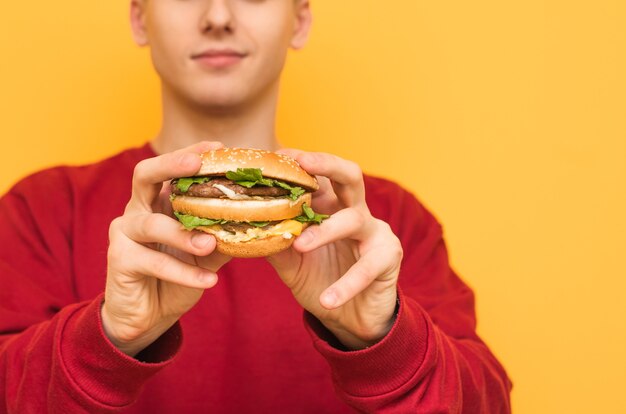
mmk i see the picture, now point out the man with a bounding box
[0,1,511,412]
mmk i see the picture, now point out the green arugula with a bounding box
[225,168,306,201]
[174,202,329,231]
[176,177,211,193]
[174,213,269,230]
[174,212,228,230]
[274,180,306,201]
[294,203,329,225]
[225,168,274,188]
[249,221,271,228]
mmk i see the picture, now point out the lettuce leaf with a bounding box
[176,177,211,193]
[274,180,306,201]
[174,212,228,230]
[294,204,329,225]
[249,221,271,227]
[225,168,306,201]
[174,202,328,231]
[225,168,274,188]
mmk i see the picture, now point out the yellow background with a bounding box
[1,1,625,412]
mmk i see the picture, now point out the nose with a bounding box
[201,0,235,34]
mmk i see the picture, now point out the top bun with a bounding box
[198,148,319,191]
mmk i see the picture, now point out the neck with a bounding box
[151,82,281,154]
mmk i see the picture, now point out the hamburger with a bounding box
[170,148,328,258]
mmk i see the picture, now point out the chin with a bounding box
[190,86,253,111]
[186,70,279,111]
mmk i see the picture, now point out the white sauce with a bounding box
[212,184,253,200]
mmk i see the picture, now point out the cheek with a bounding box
[246,15,294,73]
[238,4,294,51]
[147,10,195,74]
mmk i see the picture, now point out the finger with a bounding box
[275,147,304,159]
[129,141,224,212]
[290,151,366,208]
[277,148,357,211]
[309,176,341,213]
[154,181,175,214]
[293,208,373,252]
[265,247,303,291]
[195,248,232,273]
[139,247,219,288]
[277,149,360,186]
[319,245,402,309]
[109,234,219,289]
[122,212,217,256]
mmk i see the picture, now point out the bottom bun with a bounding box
[195,222,309,258]
[214,233,296,258]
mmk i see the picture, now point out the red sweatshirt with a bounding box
[0,144,511,413]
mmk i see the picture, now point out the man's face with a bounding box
[131,0,311,109]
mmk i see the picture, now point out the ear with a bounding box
[130,0,149,46]
[290,0,313,50]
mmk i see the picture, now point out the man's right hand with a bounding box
[101,141,230,357]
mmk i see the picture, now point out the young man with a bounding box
[0,1,511,412]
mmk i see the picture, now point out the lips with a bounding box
[192,49,247,69]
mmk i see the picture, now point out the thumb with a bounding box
[265,247,302,287]
[196,249,232,273]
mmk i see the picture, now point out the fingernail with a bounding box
[297,231,314,246]
[323,291,337,308]
[198,272,217,286]
[191,233,213,249]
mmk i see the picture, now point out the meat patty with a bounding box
[171,177,291,198]
[221,221,275,233]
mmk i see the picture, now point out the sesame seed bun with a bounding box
[198,148,319,191]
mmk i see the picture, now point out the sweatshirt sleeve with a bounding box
[0,169,181,413]
[303,178,512,413]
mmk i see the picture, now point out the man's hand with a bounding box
[102,141,230,357]
[267,151,402,350]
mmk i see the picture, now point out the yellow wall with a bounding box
[1,1,625,412]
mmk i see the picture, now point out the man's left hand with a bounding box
[267,150,403,350]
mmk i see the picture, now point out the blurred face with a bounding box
[130,0,311,109]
